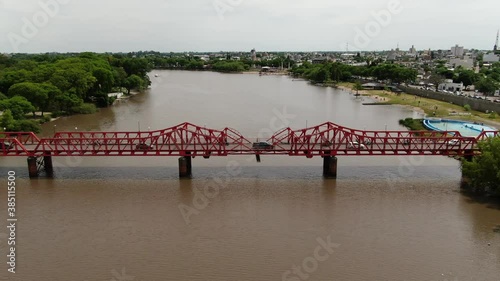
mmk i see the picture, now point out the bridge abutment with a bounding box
[323,155,338,179]
[178,152,192,178]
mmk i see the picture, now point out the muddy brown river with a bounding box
[0,71,499,281]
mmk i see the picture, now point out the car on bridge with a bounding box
[401,139,411,145]
[135,143,153,151]
[0,141,13,150]
[447,139,460,146]
[348,141,366,149]
[252,142,274,150]
[321,140,332,147]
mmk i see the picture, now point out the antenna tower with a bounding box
[494,30,499,51]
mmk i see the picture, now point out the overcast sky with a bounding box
[0,0,499,53]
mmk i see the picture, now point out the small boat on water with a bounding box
[154,74,159,77]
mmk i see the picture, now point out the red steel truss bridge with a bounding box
[1,122,498,178]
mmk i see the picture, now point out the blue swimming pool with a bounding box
[423,118,498,137]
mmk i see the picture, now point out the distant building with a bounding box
[387,50,398,61]
[420,49,432,60]
[451,44,464,57]
[340,53,356,60]
[438,79,463,92]
[409,45,417,55]
[362,83,384,90]
[312,57,329,64]
[251,49,256,61]
[449,55,474,69]
[483,52,500,63]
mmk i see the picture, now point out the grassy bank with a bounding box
[338,82,500,129]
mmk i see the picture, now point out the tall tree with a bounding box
[8,82,48,116]
[124,75,144,94]
[353,81,363,95]
[0,110,15,131]
[456,70,478,87]
[0,96,36,119]
[461,137,500,196]
[92,68,115,93]
[428,74,445,91]
[475,78,498,95]
[0,69,32,93]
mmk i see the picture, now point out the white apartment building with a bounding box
[451,44,464,57]
[438,79,464,92]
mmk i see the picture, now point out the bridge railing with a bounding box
[0,132,40,145]
[0,138,32,156]
[475,130,499,141]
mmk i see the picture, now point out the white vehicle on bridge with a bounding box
[348,141,366,149]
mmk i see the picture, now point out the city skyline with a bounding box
[0,0,499,53]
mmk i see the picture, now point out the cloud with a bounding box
[0,0,499,52]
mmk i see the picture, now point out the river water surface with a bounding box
[0,70,499,281]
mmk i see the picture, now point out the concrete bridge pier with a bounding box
[44,152,54,176]
[178,152,192,178]
[27,157,38,178]
[27,153,54,178]
[323,155,338,179]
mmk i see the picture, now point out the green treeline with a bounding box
[0,53,151,132]
[212,61,249,73]
[290,61,418,84]
[149,55,294,71]
[461,137,500,196]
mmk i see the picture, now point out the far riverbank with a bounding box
[337,82,500,130]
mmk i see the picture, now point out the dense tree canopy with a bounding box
[211,61,248,73]
[124,75,144,94]
[461,137,500,196]
[475,77,498,95]
[0,53,152,132]
[471,62,500,95]
[8,82,49,114]
[455,69,478,87]
[0,96,36,119]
